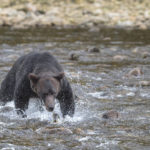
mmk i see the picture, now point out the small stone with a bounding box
[88,47,100,53]
[126,67,143,77]
[113,55,128,61]
[69,52,79,61]
[102,110,119,119]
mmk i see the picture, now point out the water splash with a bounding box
[0,99,84,123]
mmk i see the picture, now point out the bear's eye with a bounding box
[49,90,56,96]
[42,93,48,98]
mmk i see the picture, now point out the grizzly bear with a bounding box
[0,52,75,118]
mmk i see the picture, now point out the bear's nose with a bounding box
[47,106,54,112]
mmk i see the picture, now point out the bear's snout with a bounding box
[44,95,55,112]
[47,106,54,112]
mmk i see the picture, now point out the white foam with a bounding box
[0,99,84,123]
[87,130,97,135]
[140,92,150,98]
[2,147,15,150]
[122,86,137,91]
[88,92,113,99]
[92,77,102,81]
[96,138,119,149]
[116,94,124,98]
[126,92,135,97]
[78,136,90,142]
[0,122,7,125]
[1,144,15,150]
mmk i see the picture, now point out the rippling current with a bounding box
[0,27,150,150]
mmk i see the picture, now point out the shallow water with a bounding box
[0,27,150,150]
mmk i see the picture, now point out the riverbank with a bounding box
[0,0,150,29]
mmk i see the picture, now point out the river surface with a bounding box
[0,27,150,150]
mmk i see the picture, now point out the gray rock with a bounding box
[69,52,80,61]
[88,47,100,53]
[126,67,143,77]
[102,110,119,119]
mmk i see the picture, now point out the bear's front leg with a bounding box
[57,79,75,118]
[14,97,29,118]
[14,80,30,118]
[59,96,75,118]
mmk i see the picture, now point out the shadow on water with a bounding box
[0,27,150,149]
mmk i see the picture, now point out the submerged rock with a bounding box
[69,52,80,61]
[142,52,150,59]
[126,67,143,77]
[113,55,128,61]
[139,80,150,86]
[102,110,119,119]
[88,47,100,53]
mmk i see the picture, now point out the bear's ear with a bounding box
[53,72,65,81]
[28,73,40,84]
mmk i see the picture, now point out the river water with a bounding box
[0,27,150,150]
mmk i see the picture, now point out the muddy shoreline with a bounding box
[0,0,150,30]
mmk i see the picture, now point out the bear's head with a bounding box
[28,72,64,112]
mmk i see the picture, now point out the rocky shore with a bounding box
[0,0,150,29]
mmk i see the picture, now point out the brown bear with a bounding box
[0,52,75,118]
